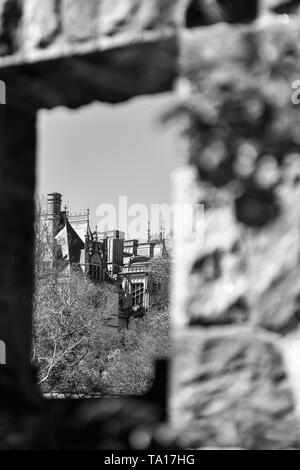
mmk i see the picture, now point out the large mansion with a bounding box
[42,193,167,328]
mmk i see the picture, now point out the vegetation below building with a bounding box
[33,265,170,396]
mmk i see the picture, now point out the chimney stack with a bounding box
[46,193,62,238]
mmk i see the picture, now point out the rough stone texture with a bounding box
[134,0,188,31]
[0,1,181,110]
[172,167,248,328]
[282,330,300,420]
[0,2,300,62]
[171,327,300,449]
[249,186,300,333]
[1,0,300,450]
[99,0,188,36]
[186,204,249,326]
[62,0,99,43]
[169,9,300,450]
[178,20,300,332]
[99,0,137,36]
[0,36,178,110]
[0,0,22,56]
[5,0,188,58]
[172,165,205,329]
[186,0,260,26]
[172,167,247,328]
[23,0,60,50]
[182,182,300,331]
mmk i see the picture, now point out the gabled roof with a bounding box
[55,212,84,267]
[68,213,93,243]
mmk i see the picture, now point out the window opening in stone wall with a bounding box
[34,93,177,398]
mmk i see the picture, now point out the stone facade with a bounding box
[1,0,300,449]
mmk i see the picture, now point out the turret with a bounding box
[46,192,62,239]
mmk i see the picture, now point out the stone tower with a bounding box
[46,192,62,240]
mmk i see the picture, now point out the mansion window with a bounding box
[132,283,144,307]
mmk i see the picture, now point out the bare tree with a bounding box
[33,201,119,393]
[33,268,118,393]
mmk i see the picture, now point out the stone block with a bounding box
[62,0,99,43]
[0,0,22,56]
[137,0,188,30]
[99,0,138,36]
[23,0,60,50]
[186,206,249,325]
[249,187,300,333]
[171,327,300,449]
[99,0,187,36]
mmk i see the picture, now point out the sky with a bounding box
[37,93,179,237]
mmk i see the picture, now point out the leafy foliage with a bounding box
[103,308,170,396]
[150,254,171,309]
[33,205,171,395]
[33,267,170,395]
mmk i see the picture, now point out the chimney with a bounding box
[46,193,62,238]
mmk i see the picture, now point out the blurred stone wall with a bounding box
[1,0,300,449]
[171,6,300,449]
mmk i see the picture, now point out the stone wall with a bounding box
[1,0,300,449]
[171,13,300,449]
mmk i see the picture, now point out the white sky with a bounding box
[37,93,179,235]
